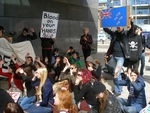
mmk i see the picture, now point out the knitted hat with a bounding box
[86,56,95,65]
[132,25,139,33]
[93,81,106,95]
[23,28,28,33]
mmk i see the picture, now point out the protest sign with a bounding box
[7,91,21,103]
[99,6,130,27]
[40,11,59,38]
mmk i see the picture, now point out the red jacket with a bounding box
[0,63,23,91]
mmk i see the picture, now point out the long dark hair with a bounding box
[23,66,33,76]
[98,90,108,113]
[3,102,24,113]
[9,64,17,75]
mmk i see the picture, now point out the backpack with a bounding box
[146,34,150,49]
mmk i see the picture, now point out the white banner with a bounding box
[40,11,59,38]
[0,38,36,74]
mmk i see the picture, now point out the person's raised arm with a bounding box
[35,56,46,68]
[29,27,37,40]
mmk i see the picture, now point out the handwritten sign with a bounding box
[99,6,130,27]
[7,92,21,103]
[40,11,59,38]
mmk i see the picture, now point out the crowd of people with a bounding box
[0,15,150,113]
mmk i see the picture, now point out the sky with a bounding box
[99,0,107,3]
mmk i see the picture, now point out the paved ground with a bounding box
[91,41,150,103]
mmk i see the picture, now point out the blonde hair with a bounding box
[36,67,48,95]
[56,90,78,113]
[83,27,89,32]
[53,80,68,94]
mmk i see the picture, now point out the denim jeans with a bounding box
[27,104,52,113]
[18,96,36,110]
[117,97,138,113]
[140,52,145,76]
[114,57,124,94]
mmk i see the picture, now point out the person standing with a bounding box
[80,27,93,62]
[103,26,130,97]
[139,27,145,77]
[39,32,56,64]
[17,27,37,42]
[126,24,142,72]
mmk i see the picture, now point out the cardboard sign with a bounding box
[7,91,21,103]
[99,6,130,27]
[40,11,59,38]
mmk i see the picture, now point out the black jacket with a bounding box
[0,88,14,113]
[21,73,36,97]
[93,91,122,113]
[39,32,54,48]
[74,83,96,106]
[103,28,130,59]
[127,23,142,62]
[17,32,37,42]
[80,34,93,50]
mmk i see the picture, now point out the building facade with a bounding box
[0,0,98,56]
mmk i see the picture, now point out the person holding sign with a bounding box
[39,31,56,65]
[40,11,59,64]
[103,16,133,97]
[80,27,93,62]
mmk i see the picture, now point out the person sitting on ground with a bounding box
[20,53,36,71]
[0,88,14,113]
[58,64,78,92]
[65,46,76,59]
[0,26,11,42]
[53,56,69,82]
[92,81,122,113]
[54,90,78,113]
[53,79,76,105]
[51,48,59,65]
[0,58,23,94]
[74,68,96,111]
[26,67,54,113]
[69,52,83,69]
[86,56,101,81]
[114,68,146,113]
[17,27,37,42]
[3,102,24,113]
[16,66,36,110]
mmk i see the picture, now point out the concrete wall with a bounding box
[0,0,98,57]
